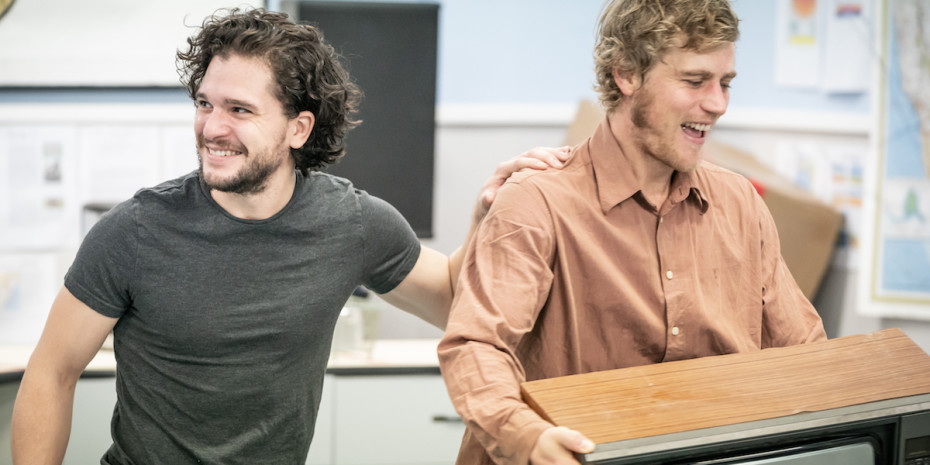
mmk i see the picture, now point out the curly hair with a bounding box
[176,8,362,174]
[594,0,740,111]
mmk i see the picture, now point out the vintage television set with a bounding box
[521,329,930,465]
[586,399,930,464]
[281,1,438,238]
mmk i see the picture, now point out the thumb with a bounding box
[481,188,496,208]
[554,427,595,454]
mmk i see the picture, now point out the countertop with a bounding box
[0,338,443,382]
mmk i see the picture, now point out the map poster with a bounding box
[860,0,930,318]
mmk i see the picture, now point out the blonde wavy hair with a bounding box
[594,0,740,111]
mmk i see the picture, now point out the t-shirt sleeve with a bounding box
[64,199,139,318]
[357,191,421,294]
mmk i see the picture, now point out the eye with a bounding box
[685,80,703,88]
[232,107,252,114]
[195,99,212,109]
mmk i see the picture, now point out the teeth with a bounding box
[210,148,239,157]
[683,122,712,132]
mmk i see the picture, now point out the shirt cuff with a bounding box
[497,409,554,465]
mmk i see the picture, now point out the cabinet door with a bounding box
[306,374,334,464]
[332,374,465,465]
[64,377,118,465]
[0,379,118,465]
[1,377,120,465]
[0,382,17,465]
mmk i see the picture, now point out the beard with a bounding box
[197,135,287,195]
[630,86,653,130]
[630,87,671,162]
[628,86,699,173]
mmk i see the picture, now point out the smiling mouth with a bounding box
[681,122,712,139]
[202,143,247,158]
[208,148,242,157]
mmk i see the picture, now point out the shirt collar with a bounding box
[670,171,710,214]
[586,115,709,215]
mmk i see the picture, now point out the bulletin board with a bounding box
[859,0,930,319]
[0,0,262,87]
[0,102,196,343]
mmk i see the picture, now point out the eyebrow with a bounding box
[225,98,258,110]
[194,92,259,110]
[680,70,738,80]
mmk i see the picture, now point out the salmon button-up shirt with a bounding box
[438,117,827,465]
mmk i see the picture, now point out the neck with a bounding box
[607,110,675,208]
[211,168,297,220]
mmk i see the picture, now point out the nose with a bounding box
[198,109,232,141]
[702,83,729,118]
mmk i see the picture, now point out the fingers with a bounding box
[515,146,572,170]
[530,426,595,465]
[553,426,595,454]
[475,146,574,222]
[491,146,571,182]
[480,189,496,208]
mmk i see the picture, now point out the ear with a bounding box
[612,65,641,97]
[288,111,316,149]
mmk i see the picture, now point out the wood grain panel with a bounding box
[521,329,930,445]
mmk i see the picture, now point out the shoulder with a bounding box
[301,171,369,205]
[485,160,591,234]
[299,171,408,226]
[499,152,593,201]
[301,171,389,209]
[692,160,764,208]
[694,159,751,184]
[512,150,591,186]
[84,173,202,239]
[130,171,203,208]
[304,170,355,192]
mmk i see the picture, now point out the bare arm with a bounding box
[382,147,571,329]
[380,246,453,329]
[11,286,118,465]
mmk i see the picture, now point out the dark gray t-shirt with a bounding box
[65,170,420,465]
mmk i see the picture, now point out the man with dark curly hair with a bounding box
[438,1,827,464]
[10,8,568,465]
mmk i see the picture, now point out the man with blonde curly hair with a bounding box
[438,1,827,464]
[11,8,568,465]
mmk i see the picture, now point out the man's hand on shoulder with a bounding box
[529,426,595,465]
[450,146,572,295]
[476,146,572,221]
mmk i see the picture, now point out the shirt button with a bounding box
[666,270,674,280]
[659,216,664,223]
[671,326,680,336]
